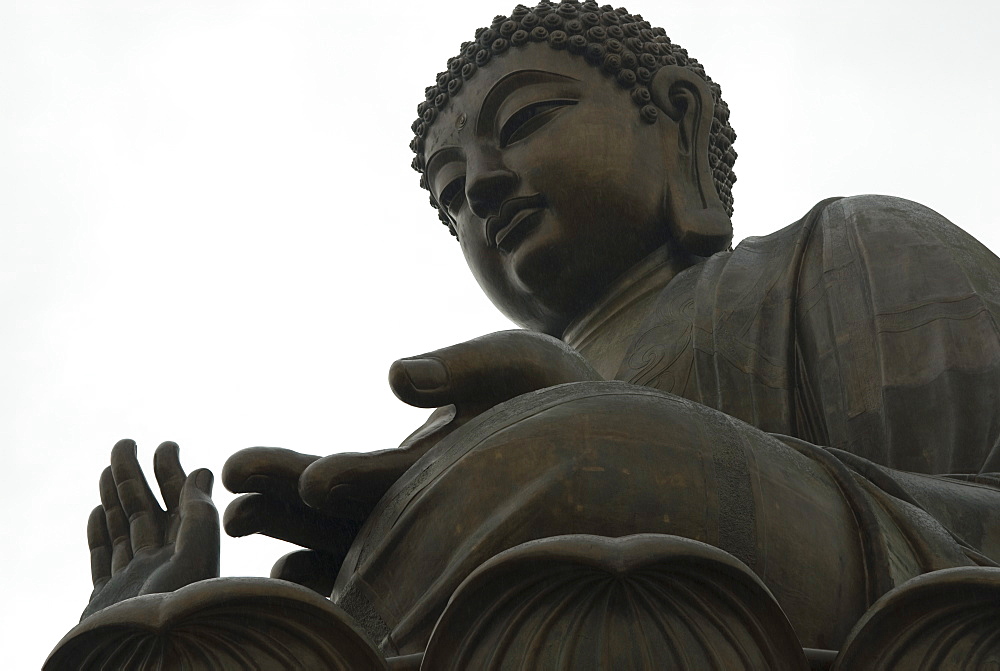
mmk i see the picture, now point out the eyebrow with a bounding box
[476,69,580,135]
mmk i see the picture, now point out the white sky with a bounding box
[4,0,998,665]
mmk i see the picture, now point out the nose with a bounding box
[466,165,518,219]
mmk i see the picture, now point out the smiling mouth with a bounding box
[487,194,547,253]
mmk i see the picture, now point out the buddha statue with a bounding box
[47,2,1000,669]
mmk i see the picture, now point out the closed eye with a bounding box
[499,99,577,147]
[439,177,466,214]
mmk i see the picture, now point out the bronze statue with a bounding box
[47,2,1000,669]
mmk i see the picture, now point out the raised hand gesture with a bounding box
[82,439,219,620]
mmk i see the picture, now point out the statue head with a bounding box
[414,1,737,335]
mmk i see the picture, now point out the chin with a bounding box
[509,225,569,289]
[486,277,575,338]
[473,228,605,337]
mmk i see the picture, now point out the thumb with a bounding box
[388,329,601,409]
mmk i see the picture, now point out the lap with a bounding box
[332,381,969,653]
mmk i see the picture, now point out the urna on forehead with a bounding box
[408,0,739,235]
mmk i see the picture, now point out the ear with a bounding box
[649,66,733,256]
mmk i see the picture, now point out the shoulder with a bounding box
[729,194,990,271]
[735,195,971,254]
[801,195,999,277]
[727,194,1000,322]
[809,194,973,247]
[791,194,1000,325]
[821,194,947,220]
[724,195,998,303]
[740,195,964,246]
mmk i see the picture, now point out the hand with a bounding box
[82,439,219,620]
[298,330,600,514]
[223,331,599,595]
[222,447,360,596]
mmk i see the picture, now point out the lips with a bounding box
[486,194,546,252]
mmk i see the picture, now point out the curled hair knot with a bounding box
[530,26,549,41]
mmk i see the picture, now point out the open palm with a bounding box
[82,439,219,620]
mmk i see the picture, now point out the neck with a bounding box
[562,243,695,378]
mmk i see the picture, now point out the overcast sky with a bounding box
[4,0,998,665]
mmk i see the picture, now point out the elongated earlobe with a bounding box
[649,66,733,256]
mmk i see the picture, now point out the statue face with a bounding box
[423,46,674,335]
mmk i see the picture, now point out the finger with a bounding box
[299,450,414,515]
[221,447,320,502]
[270,550,344,596]
[397,405,458,450]
[86,506,112,590]
[110,438,164,554]
[223,493,358,555]
[153,441,186,511]
[388,330,601,409]
[99,466,132,574]
[173,469,220,580]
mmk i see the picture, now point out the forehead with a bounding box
[423,46,627,157]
